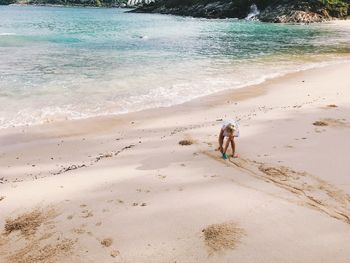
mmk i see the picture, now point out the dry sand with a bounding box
[1,61,350,262]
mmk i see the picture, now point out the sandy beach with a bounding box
[1,61,350,262]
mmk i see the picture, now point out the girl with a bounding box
[218,119,239,159]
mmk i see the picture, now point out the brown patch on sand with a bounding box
[1,207,76,263]
[178,139,193,146]
[7,238,75,263]
[313,118,349,128]
[101,238,113,247]
[110,249,120,258]
[327,104,338,108]
[202,222,244,255]
[0,196,5,202]
[322,118,349,127]
[4,208,56,238]
[313,121,328,126]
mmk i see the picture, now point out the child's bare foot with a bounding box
[217,147,224,154]
[231,154,239,158]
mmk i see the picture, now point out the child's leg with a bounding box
[230,138,237,157]
[223,137,230,154]
[218,133,224,153]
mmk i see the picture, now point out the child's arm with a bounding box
[218,129,224,153]
[234,125,240,137]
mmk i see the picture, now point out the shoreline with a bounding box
[1,61,350,262]
[1,55,350,132]
[1,60,350,176]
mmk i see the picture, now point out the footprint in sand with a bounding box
[136,189,151,193]
[72,227,85,234]
[81,210,93,218]
[132,202,147,207]
[314,128,326,133]
[157,174,167,179]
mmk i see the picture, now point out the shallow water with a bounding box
[0,6,349,128]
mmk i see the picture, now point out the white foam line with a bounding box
[1,57,349,130]
[0,33,17,36]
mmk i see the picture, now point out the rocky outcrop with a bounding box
[0,0,128,7]
[2,0,349,23]
[258,0,349,23]
[127,0,154,7]
[0,0,16,4]
[131,0,350,23]
[131,0,250,19]
[260,10,325,23]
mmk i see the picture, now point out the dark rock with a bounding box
[131,0,350,23]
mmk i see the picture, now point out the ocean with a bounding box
[0,5,349,128]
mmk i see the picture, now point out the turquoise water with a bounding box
[0,6,349,128]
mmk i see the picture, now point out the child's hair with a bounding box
[225,124,235,134]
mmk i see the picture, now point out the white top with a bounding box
[222,119,240,137]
